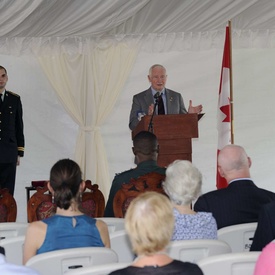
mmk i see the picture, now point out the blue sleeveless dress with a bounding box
[37,214,104,254]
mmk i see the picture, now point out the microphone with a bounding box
[148,93,160,133]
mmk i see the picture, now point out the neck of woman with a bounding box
[56,202,83,216]
[173,204,196,214]
[133,250,173,267]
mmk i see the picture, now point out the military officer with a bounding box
[0,65,24,195]
[104,131,165,217]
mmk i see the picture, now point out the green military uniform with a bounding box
[104,160,166,217]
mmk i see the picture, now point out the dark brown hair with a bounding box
[50,159,82,209]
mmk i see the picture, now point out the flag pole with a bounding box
[228,20,234,144]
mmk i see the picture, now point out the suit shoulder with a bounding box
[6,90,20,97]
[166,88,182,97]
[114,168,135,178]
[199,189,225,199]
[133,89,150,98]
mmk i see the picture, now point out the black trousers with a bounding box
[0,162,17,195]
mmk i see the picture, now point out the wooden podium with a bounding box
[132,114,202,167]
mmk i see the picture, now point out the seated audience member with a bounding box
[109,191,203,275]
[104,131,166,217]
[194,145,275,229]
[250,200,275,251]
[253,241,275,275]
[23,159,110,264]
[162,160,217,240]
[0,246,40,274]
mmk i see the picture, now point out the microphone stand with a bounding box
[148,92,160,133]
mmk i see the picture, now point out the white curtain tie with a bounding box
[80,126,99,132]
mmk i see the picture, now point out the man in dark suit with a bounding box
[194,144,275,229]
[250,200,275,251]
[0,65,25,195]
[104,131,166,217]
[129,64,203,130]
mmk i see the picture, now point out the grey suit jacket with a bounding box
[129,88,188,130]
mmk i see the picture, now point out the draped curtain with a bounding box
[37,41,139,196]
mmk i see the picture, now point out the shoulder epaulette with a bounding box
[7,90,20,97]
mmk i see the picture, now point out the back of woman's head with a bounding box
[125,192,174,256]
[162,160,202,205]
[50,159,82,210]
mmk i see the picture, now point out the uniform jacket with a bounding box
[194,180,275,229]
[129,88,188,130]
[0,90,24,163]
[104,160,166,217]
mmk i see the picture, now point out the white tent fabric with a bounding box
[1,0,275,55]
[0,0,275,222]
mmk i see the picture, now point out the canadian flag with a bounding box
[216,26,232,189]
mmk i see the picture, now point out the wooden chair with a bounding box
[27,184,56,222]
[0,188,17,222]
[113,172,166,218]
[80,180,105,218]
[27,180,105,222]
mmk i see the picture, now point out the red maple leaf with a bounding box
[220,104,230,122]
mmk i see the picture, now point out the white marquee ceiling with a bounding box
[1,0,274,38]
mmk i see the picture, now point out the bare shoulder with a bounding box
[96,219,108,230]
[27,220,47,234]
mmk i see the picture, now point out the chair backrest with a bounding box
[80,180,105,218]
[110,230,135,263]
[166,239,232,263]
[0,235,25,265]
[0,188,17,222]
[197,252,261,275]
[25,247,118,275]
[27,184,56,222]
[65,262,129,275]
[218,222,258,252]
[113,172,166,218]
[31,180,47,188]
[0,222,28,239]
[96,217,125,234]
[27,180,104,222]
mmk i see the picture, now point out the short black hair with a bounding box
[133,131,158,155]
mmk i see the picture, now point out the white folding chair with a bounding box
[167,239,232,263]
[197,251,261,275]
[218,222,257,252]
[0,222,28,239]
[110,230,135,263]
[96,217,125,233]
[25,247,118,275]
[0,235,25,265]
[66,262,129,275]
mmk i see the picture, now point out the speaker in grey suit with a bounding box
[129,64,202,130]
[129,87,188,130]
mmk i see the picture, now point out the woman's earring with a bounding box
[52,195,55,204]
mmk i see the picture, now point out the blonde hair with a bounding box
[162,160,202,205]
[125,192,174,256]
